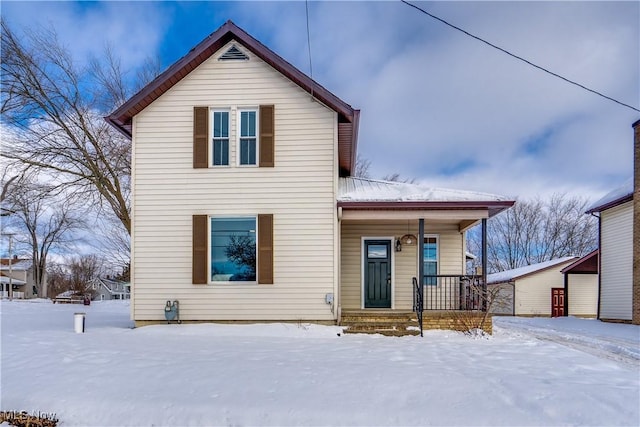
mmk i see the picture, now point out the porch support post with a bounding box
[414,218,424,336]
[481,218,488,311]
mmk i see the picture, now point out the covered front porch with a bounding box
[336,177,514,334]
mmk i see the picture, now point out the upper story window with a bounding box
[194,105,273,170]
[423,235,438,286]
[212,110,230,166]
[238,109,257,166]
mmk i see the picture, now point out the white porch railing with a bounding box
[1,291,26,299]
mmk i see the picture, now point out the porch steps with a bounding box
[340,310,421,337]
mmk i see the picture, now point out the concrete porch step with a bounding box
[340,310,420,337]
[343,327,421,337]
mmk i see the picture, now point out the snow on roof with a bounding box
[55,290,81,298]
[338,177,510,202]
[587,178,633,213]
[0,259,32,271]
[0,276,26,285]
[487,257,578,284]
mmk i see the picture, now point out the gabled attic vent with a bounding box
[219,45,249,61]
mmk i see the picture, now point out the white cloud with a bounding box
[2,0,637,204]
[300,1,639,202]
[2,1,166,70]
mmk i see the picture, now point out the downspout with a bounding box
[591,212,601,320]
[511,281,516,316]
[563,272,569,316]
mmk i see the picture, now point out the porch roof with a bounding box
[0,275,26,285]
[337,177,514,217]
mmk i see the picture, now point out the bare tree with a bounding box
[0,21,160,235]
[67,254,103,296]
[450,281,511,335]
[354,154,372,178]
[354,155,418,184]
[46,262,70,299]
[468,193,597,273]
[381,173,418,184]
[3,176,83,297]
[94,215,131,276]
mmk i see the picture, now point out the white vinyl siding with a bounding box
[513,267,566,316]
[599,201,633,321]
[132,41,337,321]
[567,275,598,317]
[340,221,463,310]
[510,260,598,317]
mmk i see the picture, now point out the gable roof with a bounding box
[560,249,598,274]
[94,277,129,294]
[0,259,32,271]
[586,178,633,213]
[337,177,515,217]
[487,257,578,284]
[106,20,360,175]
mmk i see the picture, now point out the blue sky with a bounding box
[2,0,639,202]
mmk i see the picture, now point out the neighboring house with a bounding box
[560,249,599,317]
[106,21,514,327]
[587,179,635,323]
[91,277,131,301]
[0,258,39,299]
[487,257,598,317]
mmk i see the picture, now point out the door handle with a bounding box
[387,276,391,285]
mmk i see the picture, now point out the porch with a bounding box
[335,176,513,335]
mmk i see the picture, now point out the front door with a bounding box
[364,240,392,308]
[551,288,565,317]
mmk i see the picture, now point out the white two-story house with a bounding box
[107,21,514,331]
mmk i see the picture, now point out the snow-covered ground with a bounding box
[1,300,638,426]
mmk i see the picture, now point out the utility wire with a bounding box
[401,0,640,113]
[305,0,314,99]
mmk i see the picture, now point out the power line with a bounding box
[400,0,640,113]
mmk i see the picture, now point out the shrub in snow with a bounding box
[0,411,58,427]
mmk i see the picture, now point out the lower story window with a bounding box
[210,217,257,282]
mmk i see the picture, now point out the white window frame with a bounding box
[208,215,258,285]
[423,234,439,286]
[236,108,259,167]
[211,109,231,167]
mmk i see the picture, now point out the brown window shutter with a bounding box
[193,107,209,168]
[192,215,208,284]
[259,105,274,167]
[257,214,274,284]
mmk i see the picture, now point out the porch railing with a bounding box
[1,291,25,299]
[417,275,486,311]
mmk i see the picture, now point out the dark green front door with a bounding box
[364,240,392,308]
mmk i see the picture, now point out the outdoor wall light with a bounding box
[395,239,402,252]
[400,234,417,245]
